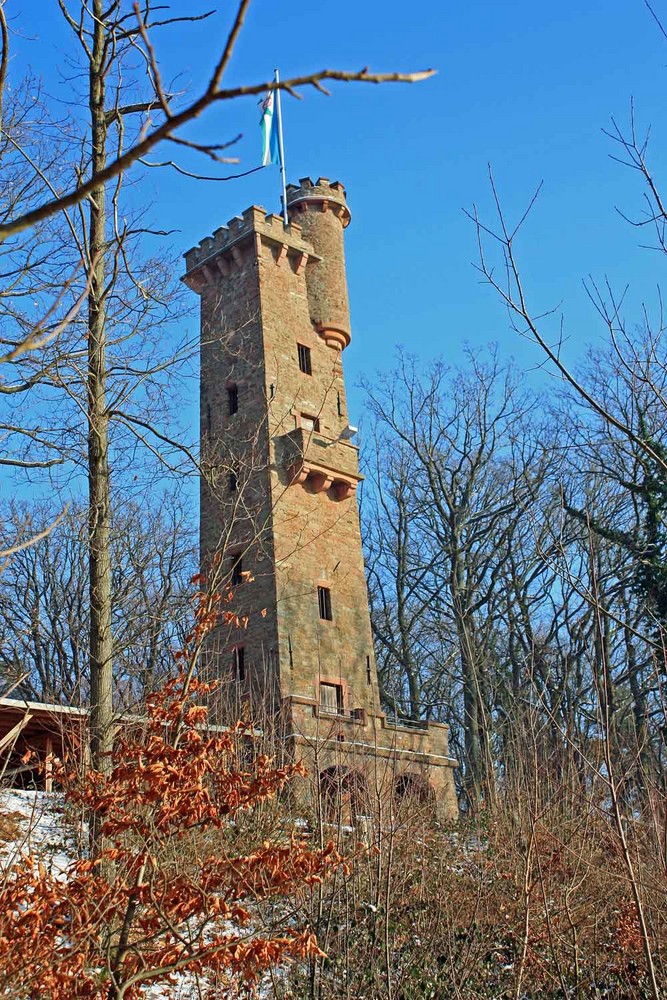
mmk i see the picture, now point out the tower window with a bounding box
[297,344,312,375]
[206,402,212,435]
[320,682,343,714]
[232,646,246,682]
[228,470,238,493]
[301,414,320,432]
[318,586,332,621]
[227,384,238,415]
[231,553,243,586]
[337,392,343,417]
[366,655,372,685]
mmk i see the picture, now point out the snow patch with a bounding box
[0,788,82,875]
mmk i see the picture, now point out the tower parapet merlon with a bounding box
[182,205,318,290]
[286,177,351,228]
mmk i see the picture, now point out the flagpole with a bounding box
[273,68,289,226]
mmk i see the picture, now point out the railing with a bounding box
[384,713,428,732]
[318,706,365,722]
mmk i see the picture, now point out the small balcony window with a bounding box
[301,414,320,432]
[320,682,343,714]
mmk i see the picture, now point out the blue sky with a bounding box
[12,0,667,426]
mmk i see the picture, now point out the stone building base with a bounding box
[285,697,459,826]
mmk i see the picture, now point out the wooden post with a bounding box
[44,733,53,792]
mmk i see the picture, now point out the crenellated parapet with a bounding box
[182,205,317,294]
[183,182,354,352]
[285,176,351,228]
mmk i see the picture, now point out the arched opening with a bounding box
[319,766,367,826]
[394,773,436,818]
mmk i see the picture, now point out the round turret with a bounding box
[286,177,351,350]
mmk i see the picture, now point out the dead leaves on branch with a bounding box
[0,585,344,998]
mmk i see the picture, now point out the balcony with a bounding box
[318,705,366,723]
[286,695,368,733]
[276,427,363,500]
[384,714,429,733]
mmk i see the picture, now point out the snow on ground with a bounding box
[142,973,204,999]
[0,789,287,998]
[0,788,82,875]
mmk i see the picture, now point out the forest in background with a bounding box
[1,1,667,996]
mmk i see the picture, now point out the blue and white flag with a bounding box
[260,92,280,166]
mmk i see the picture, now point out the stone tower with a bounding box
[184,178,458,823]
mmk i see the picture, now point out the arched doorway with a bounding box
[319,766,368,826]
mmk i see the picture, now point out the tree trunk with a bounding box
[88,0,113,795]
[451,540,484,807]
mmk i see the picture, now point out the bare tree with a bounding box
[468,86,667,790]
[0,498,195,706]
[363,348,558,806]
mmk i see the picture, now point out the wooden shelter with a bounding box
[0,697,87,791]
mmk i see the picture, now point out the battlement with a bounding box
[183,205,311,276]
[287,177,351,227]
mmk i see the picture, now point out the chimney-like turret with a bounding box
[286,177,351,351]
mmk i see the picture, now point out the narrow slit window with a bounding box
[233,646,246,682]
[366,655,372,685]
[318,585,332,621]
[206,402,212,435]
[231,553,243,586]
[320,682,343,714]
[297,344,312,375]
[227,384,238,415]
[228,470,238,493]
[337,392,343,417]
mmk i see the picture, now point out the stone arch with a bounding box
[394,772,436,816]
[319,766,368,826]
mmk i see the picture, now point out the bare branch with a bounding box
[0,67,435,242]
[0,266,91,366]
[0,506,68,560]
[0,3,8,128]
[137,157,264,181]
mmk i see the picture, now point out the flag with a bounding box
[260,92,280,167]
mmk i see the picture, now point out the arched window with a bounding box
[230,552,243,586]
